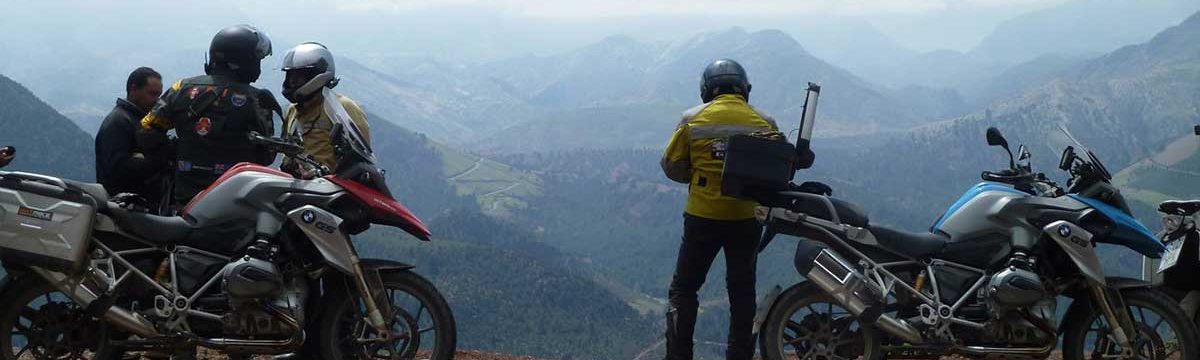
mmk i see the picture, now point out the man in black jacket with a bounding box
[95,67,166,206]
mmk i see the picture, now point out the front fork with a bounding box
[1089,282,1139,356]
[348,253,393,339]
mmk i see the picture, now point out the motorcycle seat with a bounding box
[106,207,193,244]
[1160,200,1200,216]
[871,225,949,259]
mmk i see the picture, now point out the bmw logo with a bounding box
[301,210,316,224]
[1058,224,1072,237]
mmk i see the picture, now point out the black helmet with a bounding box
[700,59,751,103]
[281,42,338,104]
[205,24,273,83]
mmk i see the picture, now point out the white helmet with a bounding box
[280,42,338,104]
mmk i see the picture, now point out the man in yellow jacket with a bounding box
[278,42,371,177]
[661,59,777,360]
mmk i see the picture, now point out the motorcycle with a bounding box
[725,86,1197,359]
[0,120,455,359]
[1142,125,1200,328]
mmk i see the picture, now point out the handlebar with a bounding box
[247,132,331,177]
[248,132,305,157]
[981,169,1028,183]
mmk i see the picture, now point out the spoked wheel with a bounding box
[320,271,456,360]
[0,276,119,360]
[1063,287,1199,360]
[759,283,880,360]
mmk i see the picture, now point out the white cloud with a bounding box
[334,0,1066,17]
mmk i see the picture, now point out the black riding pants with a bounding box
[665,214,762,360]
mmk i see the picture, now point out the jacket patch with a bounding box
[195,117,212,136]
[231,93,247,107]
[711,139,727,160]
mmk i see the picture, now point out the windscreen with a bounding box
[321,88,377,165]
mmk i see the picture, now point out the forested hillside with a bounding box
[0,74,94,181]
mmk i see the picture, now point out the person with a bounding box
[138,24,281,205]
[278,42,370,178]
[0,147,13,168]
[95,67,167,206]
[660,59,778,360]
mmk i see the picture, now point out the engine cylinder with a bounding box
[988,262,1044,307]
[222,256,283,299]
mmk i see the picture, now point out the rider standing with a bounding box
[660,59,778,360]
[138,24,281,205]
[278,42,370,178]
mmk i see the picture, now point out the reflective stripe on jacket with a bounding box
[660,94,778,220]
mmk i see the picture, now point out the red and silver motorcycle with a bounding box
[0,121,455,359]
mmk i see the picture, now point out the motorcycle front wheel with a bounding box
[759,282,881,360]
[1062,287,1199,360]
[319,270,456,360]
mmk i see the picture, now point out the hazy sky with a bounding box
[334,0,1068,17]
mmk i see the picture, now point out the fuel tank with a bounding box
[182,164,344,231]
[932,183,1090,268]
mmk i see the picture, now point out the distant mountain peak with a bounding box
[746,29,809,56]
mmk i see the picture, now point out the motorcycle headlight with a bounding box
[1162,214,1185,234]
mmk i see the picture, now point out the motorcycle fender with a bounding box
[288,205,355,274]
[753,285,784,334]
[1105,276,1153,290]
[359,258,416,274]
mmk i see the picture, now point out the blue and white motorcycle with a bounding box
[740,123,1198,359]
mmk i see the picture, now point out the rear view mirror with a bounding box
[1059,146,1075,171]
[330,123,345,144]
[986,127,1008,148]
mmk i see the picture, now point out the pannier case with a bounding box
[0,172,97,271]
[721,134,797,199]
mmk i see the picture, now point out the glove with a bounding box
[281,158,318,180]
[794,181,833,196]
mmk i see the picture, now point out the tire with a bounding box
[1062,287,1200,360]
[318,271,456,360]
[0,275,123,360]
[759,282,882,360]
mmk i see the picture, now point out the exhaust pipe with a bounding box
[199,305,304,354]
[31,267,160,338]
[801,248,923,344]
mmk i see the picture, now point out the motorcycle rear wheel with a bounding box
[0,275,123,360]
[759,282,882,360]
[318,270,456,360]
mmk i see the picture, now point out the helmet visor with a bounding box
[279,43,331,72]
[253,29,273,60]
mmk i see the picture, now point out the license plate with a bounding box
[1158,240,1185,273]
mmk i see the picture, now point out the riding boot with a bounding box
[664,306,697,360]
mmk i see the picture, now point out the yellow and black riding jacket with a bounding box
[660,94,779,220]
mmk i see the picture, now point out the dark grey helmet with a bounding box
[700,59,751,103]
[280,42,338,104]
[205,24,272,83]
